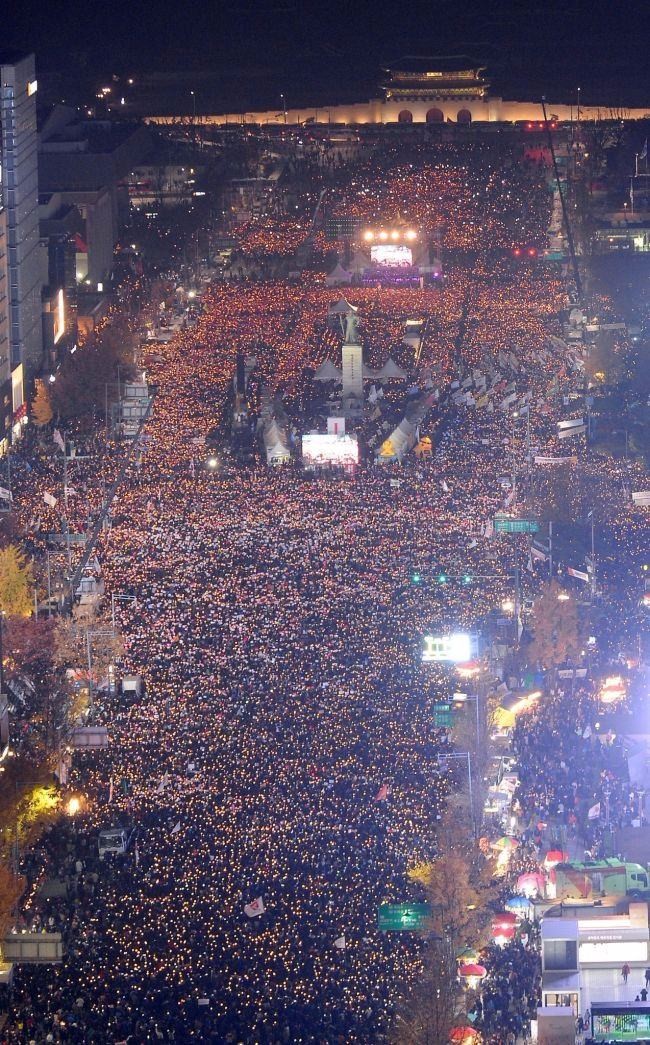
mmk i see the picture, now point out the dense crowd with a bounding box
[0,134,647,1044]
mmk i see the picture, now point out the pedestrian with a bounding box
[622,962,631,983]
[641,987,648,1002]
[645,966,650,987]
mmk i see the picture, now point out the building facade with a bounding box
[0,52,45,394]
[148,62,650,128]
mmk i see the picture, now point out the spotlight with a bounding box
[379,230,388,241]
[363,230,374,242]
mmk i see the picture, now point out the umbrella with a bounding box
[544,849,568,866]
[516,871,545,896]
[450,1028,479,1042]
[491,835,519,850]
[456,946,480,963]
[505,895,531,912]
[493,911,517,924]
[458,963,487,978]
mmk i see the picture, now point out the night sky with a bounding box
[5,0,650,113]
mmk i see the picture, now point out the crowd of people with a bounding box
[0,132,647,1044]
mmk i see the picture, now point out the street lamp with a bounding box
[280,93,287,124]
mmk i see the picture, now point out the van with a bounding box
[98,827,131,859]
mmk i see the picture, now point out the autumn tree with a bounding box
[0,861,25,939]
[393,945,459,1045]
[0,545,34,618]
[426,853,482,952]
[528,580,580,670]
[31,379,53,427]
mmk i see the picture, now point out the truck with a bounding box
[549,859,649,901]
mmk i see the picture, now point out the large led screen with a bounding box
[370,245,413,267]
[302,433,359,467]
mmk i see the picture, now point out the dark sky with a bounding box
[6,0,650,113]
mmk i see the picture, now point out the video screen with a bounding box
[370,245,413,268]
[302,433,359,468]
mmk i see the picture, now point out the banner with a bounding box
[632,491,650,506]
[557,417,585,431]
[567,567,589,582]
[534,456,577,465]
[558,424,586,439]
[588,802,601,820]
[0,487,11,501]
[43,491,57,508]
[244,897,265,918]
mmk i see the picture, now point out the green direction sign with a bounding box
[377,903,431,932]
[494,517,539,534]
[434,703,454,728]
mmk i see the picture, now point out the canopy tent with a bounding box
[377,417,418,463]
[491,690,541,730]
[325,263,352,287]
[313,359,342,383]
[327,296,357,316]
[376,358,407,381]
[263,420,291,465]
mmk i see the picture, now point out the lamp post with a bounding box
[280,93,287,125]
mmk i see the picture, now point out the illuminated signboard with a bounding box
[27,80,38,97]
[302,433,359,468]
[422,633,476,663]
[370,244,413,268]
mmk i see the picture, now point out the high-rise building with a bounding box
[0,52,44,412]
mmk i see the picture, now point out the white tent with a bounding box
[325,263,352,287]
[327,296,357,316]
[377,358,407,381]
[377,418,418,462]
[263,420,291,465]
[313,359,342,382]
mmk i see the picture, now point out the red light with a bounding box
[513,248,521,257]
[538,122,544,129]
[526,122,533,130]
[528,247,537,257]
[551,122,557,129]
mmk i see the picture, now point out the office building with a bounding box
[0,51,45,402]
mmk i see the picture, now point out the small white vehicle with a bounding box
[98,827,131,859]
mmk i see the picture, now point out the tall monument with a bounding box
[341,310,363,405]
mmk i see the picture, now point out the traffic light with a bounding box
[463,574,472,584]
[438,573,447,584]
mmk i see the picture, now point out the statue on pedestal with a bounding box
[344,311,360,345]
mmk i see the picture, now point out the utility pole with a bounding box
[549,521,553,580]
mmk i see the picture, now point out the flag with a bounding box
[588,802,601,820]
[640,138,648,161]
[135,840,140,866]
[170,821,181,836]
[43,491,57,508]
[441,480,449,493]
[65,486,78,497]
[333,935,346,950]
[53,428,65,452]
[108,776,114,804]
[244,897,265,918]
[374,783,390,802]
[0,487,11,501]
[530,543,548,562]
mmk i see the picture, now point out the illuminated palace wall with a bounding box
[148,97,650,127]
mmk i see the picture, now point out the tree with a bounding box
[426,853,481,952]
[0,545,34,618]
[31,379,53,427]
[0,862,25,939]
[528,580,580,670]
[393,945,459,1045]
